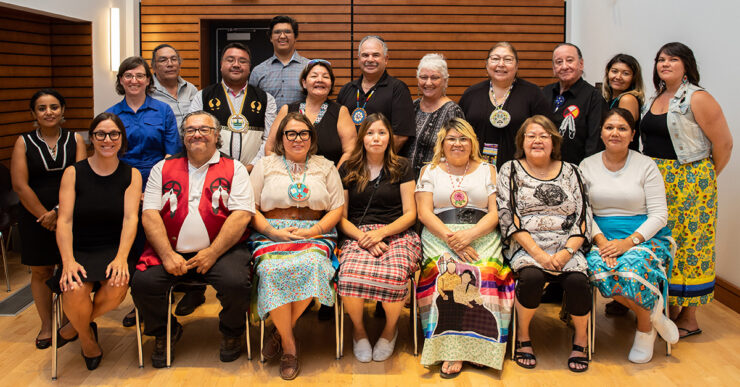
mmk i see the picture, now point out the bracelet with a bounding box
[52,205,59,213]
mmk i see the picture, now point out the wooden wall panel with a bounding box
[0,7,93,166]
[140,0,564,101]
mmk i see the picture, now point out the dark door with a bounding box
[201,19,273,86]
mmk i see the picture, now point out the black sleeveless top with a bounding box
[640,109,677,160]
[288,100,343,165]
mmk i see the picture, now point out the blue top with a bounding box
[106,95,181,187]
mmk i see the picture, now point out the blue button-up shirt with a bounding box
[249,51,309,109]
[106,95,181,186]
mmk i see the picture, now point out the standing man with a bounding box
[249,15,309,109]
[132,111,254,367]
[543,43,606,164]
[336,35,415,154]
[151,44,199,127]
[190,42,276,171]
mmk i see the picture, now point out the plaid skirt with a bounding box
[337,225,421,303]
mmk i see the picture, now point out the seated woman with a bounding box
[579,108,679,363]
[415,118,514,378]
[55,112,142,370]
[249,112,344,380]
[496,115,592,372]
[266,59,356,166]
[336,113,420,362]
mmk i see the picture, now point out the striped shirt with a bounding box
[249,51,309,109]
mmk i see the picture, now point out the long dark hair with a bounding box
[342,113,405,192]
[602,53,644,104]
[461,269,477,293]
[653,42,700,94]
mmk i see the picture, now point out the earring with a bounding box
[682,75,688,84]
[659,80,666,92]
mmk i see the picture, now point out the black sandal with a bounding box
[439,361,463,379]
[567,343,589,373]
[514,341,537,369]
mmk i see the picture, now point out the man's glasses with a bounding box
[183,126,215,136]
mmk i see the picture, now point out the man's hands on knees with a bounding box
[186,247,219,274]
[162,251,188,276]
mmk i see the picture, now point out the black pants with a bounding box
[515,267,591,316]
[131,243,252,337]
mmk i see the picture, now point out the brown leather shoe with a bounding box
[280,353,300,380]
[262,327,282,361]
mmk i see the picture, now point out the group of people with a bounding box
[8,14,732,381]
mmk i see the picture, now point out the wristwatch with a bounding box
[564,246,575,255]
[631,236,640,245]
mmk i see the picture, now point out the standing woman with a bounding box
[10,89,86,349]
[408,53,464,178]
[337,113,421,362]
[56,113,141,370]
[459,42,548,170]
[106,56,181,326]
[601,54,645,150]
[641,42,732,338]
[415,118,514,378]
[265,59,356,166]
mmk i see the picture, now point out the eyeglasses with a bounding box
[183,126,215,136]
[272,28,294,36]
[307,59,332,66]
[156,56,179,64]
[284,130,311,142]
[524,133,552,141]
[223,56,250,65]
[488,56,516,65]
[122,73,147,81]
[92,131,122,141]
[444,136,470,145]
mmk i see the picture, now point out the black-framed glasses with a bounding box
[92,131,122,141]
[284,130,311,142]
[183,126,215,136]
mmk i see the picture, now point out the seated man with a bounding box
[131,110,255,368]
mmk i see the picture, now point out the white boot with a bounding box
[651,313,679,344]
[628,328,656,364]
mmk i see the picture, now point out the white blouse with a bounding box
[579,150,668,240]
[415,161,496,213]
[250,153,344,212]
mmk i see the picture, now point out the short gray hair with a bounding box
[358,35,388,56]
[416,53,449,80]
[180,110,222,149]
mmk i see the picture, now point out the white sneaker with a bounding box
[651,313,679,344]
[372,331,398,361]
[628,328,656,364]
[353,338,372,363]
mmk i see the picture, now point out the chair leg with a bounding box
[665,283,671,356]
[510,299,517,361]
[591,288,597,354]
[587,311,592,361]
[334,292,340,360]
[135,306,144,368]
[166,286,173,368]
[1,232,10,292]
[412,278,418,357]
[51,294,59,380]
[245,311,252,360]
[260,319,265,363]
[339,298,344,357]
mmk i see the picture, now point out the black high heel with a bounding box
[82,322,103,370]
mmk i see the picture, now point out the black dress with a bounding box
[459,78,549,170]
[17,129,77,266]
[71,160,132,282]
[288,100,343,165]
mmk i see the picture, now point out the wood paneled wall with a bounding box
[141,0,564,99]
[0,7,93,165]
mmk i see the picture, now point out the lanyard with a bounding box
[355,89,376,110]
[222,84,247,115]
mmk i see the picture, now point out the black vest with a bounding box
[201,83,268,131]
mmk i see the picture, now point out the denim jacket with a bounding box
[643,82,712,164]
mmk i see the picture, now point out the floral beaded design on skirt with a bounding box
[587,215,674,317]
[653,157,716,306]
[248,219,338,319]
[416,224,514,370]
[337,224,421,303]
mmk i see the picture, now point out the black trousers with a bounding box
[131,243,252,337]
[515,266,592,316]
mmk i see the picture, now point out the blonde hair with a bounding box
[429,118,483,168]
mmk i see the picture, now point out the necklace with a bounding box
[283,155,311,202]
[445,159,470,208]
[352,88,375,125]
[222,84,249,133]
[488,82,513,128]
[524,159,552,178]
[37,128,60,159]
[299,102,328,125]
